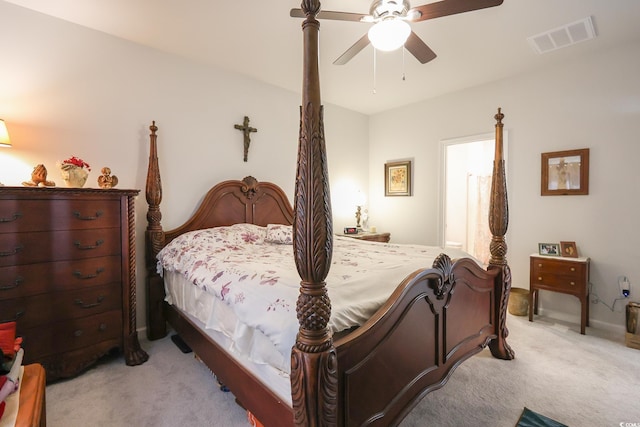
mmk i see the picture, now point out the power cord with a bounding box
[589,282,628,312]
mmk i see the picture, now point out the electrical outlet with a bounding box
[620,276,631,298]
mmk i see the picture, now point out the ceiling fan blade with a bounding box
[290,8,368,22]
[411,0,503,22]
[333,34,371,65]
[405,32,437,64]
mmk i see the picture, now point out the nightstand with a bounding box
[342,231,391,243]
[529,254,590,334]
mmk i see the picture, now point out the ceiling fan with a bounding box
[290,0,504,65]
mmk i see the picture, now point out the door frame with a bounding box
[438,131,508,249]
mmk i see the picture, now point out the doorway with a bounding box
[440,133,500,265]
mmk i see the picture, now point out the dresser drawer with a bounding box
[0,199,120,233]
[0,228,121,267]
[2,284,122,328]
[19,310,123,360]
[0,256,122,300]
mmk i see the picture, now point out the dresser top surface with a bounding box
[530,253,589,263]
[0,186,139,198]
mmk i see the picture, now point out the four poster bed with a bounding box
[145,2,513,426]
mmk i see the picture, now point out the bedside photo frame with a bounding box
[560,241,578,258]
[385,160,412,196]
[538,243,560,256]
[541,148,589,196]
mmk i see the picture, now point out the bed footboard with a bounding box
[334,255,507,426]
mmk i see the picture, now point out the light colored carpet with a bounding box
[45,314,640,426]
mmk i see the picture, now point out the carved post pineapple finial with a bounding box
[291,1,338,426]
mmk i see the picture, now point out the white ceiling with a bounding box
[5,0,640,115]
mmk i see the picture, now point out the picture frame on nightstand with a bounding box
[538,243,560,256]
[560,241,578,257]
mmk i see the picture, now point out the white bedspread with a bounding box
[157,224,471,373]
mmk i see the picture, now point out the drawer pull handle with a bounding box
[570,267,575,272]
[1,310,25,323]
[0,244,23,257]
[74,330,83,337]
[0,212,22,223]
[99,323,107,332]
[570,282,575,286]
[74,295,105,309]
[538,264,542,267]
[73,210,103,221]
[74,239,104,250]
[538,277,542,281]
[0,276,24,291]
[73,268,105,280]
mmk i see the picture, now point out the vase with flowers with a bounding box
[59,156,91,188]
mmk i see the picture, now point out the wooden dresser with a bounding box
[529,254,590,334]
[0,187,148,380]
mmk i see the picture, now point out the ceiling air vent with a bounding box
[528,16,596,54]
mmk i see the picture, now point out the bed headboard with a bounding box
[164,176,294,244]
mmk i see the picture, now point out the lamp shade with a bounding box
[368,19,411,52]
[0,119,11,147]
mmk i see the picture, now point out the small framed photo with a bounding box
[385,160,412,196]
[560,241,578,258]
[538,243,560,256]
[541,148,589,196]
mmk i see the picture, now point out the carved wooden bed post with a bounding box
[291,1,338,426]
[488,108,515,360]
[145,121,167,340]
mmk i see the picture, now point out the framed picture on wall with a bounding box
[560,241,578,258]
[385,160,412,196]
[541,148,589,196]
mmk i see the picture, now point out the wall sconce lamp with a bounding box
[0,119,11,148]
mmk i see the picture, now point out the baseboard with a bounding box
[536,308,626,336]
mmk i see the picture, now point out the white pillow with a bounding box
[265,224,293,244]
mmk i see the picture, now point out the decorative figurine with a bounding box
[98,167,118,189]
[22,164,56,187]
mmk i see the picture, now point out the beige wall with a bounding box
[368,39,640,330]
[3,0,638,333]
[0,2,369,330]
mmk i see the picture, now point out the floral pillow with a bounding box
[265,224,293,245]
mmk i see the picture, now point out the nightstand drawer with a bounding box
[531,258,585,277]
[342,232,391,243]
[532,273,583,292]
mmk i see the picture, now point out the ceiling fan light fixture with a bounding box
[368,19,411,52]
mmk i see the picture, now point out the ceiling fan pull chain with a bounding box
[373,48,377,94]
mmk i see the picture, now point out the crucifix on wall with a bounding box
[234,116,257,162]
